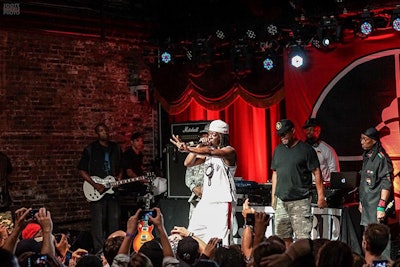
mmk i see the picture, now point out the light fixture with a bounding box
[288,45,307,68]
[266,24,278,36]
[391,6,400,31]
[161,51,172,64]
[216,29,225,40]
[359,9,374,36]
[262,50,275,70]
[246,29,256,39]
[317,16,341,49]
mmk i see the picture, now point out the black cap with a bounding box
[276,119,294,135]
[363,127,380,141]
[302,118,320,129]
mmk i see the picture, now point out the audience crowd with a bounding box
[0,198,399,267]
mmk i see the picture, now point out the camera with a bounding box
[216,240,223,248]
[28,209,39,219]
[27,254,47,267]
[139,210,156,220]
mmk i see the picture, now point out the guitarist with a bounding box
[78,122,123,254]
[359,127,394,261]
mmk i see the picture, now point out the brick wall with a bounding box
[0,29,158,230]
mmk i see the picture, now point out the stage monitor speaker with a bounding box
[159,198,190,233]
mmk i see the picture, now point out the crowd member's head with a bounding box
[302,118,321,145]
[129,252,153,267]
[22,223,41,239]
[352,252,366,267]
[208,120,230,148]
[276,119,296,146]
[75,254,103,267]
[252,239,285,267]
[316,240,353,267]
[362,223,390,257]
[213,245,246,267]
[177,236,200,266]
[103,236,124,265]
[0,248,18,267]
[138,239,164,267]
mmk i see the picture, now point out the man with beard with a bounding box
[302,118,340,183]
[271,119,327,248]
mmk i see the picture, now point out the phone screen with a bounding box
[140,210,155,220]
[245,213,255,227]
[372,260,386,267]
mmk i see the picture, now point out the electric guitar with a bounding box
[83,172,154,202]
[133,191,154,252]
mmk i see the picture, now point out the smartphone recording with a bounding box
[139,210,156,220]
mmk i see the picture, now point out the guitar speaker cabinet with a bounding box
[166,145,191,198]
[166,121,211,198]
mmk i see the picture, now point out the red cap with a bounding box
[22,223,41,239]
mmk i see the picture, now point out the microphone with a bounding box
[186,140,210,147]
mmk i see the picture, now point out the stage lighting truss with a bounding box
[288,45,306,68]
[358,9,374,36]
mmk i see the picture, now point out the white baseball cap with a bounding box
[209,120,229,134]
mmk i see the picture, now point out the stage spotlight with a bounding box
[317,16,341,49]
[216,29,225,39]
[246,29,256,39]
[288,45,306,68]
[262,50,276,71]
[161,51,172,64]
[391,6,400,31]
[267,24,278,36]
[359,9,374,36]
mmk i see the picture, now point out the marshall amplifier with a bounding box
[166,121,210,198]
[171,121,211,142]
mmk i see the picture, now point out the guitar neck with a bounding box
[110,176,147,187]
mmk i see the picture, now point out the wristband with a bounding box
[378,199,386,208]
[125,232,135,238]
[377,207,385,212]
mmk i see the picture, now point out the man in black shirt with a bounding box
[78,122,123,253]
[271,119,327,248]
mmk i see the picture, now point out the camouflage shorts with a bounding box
[274,197,312,240]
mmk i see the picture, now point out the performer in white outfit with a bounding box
[170,119,237,245]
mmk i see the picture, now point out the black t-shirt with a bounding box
[271,141,320,201]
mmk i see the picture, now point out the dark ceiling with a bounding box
[7,0,400,42]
